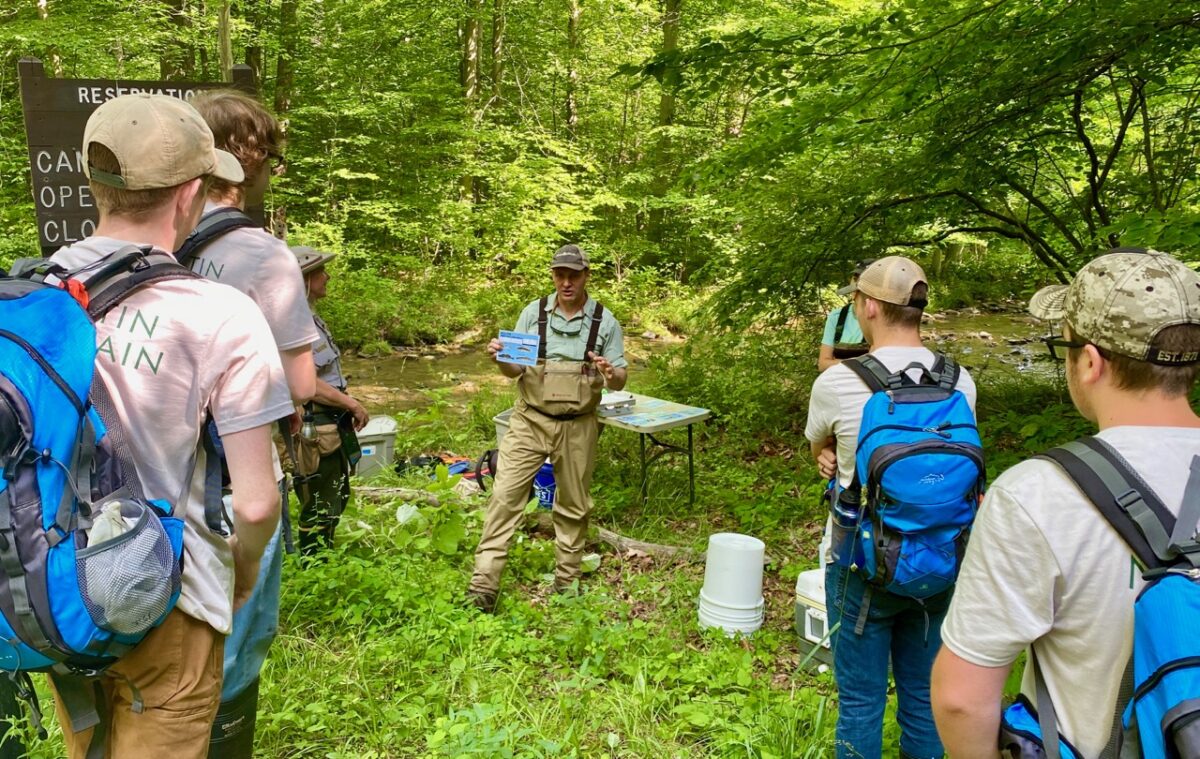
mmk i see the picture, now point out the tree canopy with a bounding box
[0,0,1197,329]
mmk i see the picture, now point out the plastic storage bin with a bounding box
[493,408,514,449]
[355,415,398,478]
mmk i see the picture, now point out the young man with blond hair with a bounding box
[933,249,1200,758]
[806,256,977,758]
[46,93,290,758]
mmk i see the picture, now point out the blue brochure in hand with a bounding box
[497,330,540,367]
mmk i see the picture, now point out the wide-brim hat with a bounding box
[292,245,337,274]
[83,94,243,189]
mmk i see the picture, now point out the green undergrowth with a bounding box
[8,328,1111,757]
[251,475,839,757]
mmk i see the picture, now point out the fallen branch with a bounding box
[597,526,699,561]
[355,487,441,507]
[537,513,697,561]
[358,486,698,561]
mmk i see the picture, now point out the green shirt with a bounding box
[514,295,627,368]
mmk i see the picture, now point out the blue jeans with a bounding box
[221,522,283,700]
[825,562,950,759]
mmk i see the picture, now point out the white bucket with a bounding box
[697,533,766,635]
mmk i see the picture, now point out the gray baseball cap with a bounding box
[549,244,589,271]
[1029,249,1200,364]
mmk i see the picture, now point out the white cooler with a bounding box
[355,416,398,478]
[795,568,834,666]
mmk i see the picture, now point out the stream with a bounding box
[341,309,1052,417]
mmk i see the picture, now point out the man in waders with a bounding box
[467,244,628,613]
[290,246,368,557]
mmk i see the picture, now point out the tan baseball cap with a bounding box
[292,245,337,275]
[83,94,244,190]
[549,244,589,271]
[841,255,928,306]
[1029,249,1200,364]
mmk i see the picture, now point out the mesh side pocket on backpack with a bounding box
[76,501,180,636]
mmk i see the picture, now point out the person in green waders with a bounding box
[467,244,628,613]
[291,246,368,556]
[818,259,875,372]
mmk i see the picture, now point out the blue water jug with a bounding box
[533,460,556,510]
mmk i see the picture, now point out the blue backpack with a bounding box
[0,246,224,739]
[1017,436,1200,759]
[842,354,984,600]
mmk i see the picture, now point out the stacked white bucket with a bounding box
[698,533,765,635]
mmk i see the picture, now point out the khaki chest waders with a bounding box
[469,299,610,596]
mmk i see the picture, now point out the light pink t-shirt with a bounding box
[50,238,294,635]
[191,202,317,351]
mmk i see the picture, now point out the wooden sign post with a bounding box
[17,58,260,255]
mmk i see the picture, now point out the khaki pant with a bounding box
[52,609,225,759]
[470,400,600,593]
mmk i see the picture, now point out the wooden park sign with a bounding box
[18,58,259,254]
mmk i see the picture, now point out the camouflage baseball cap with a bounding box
[1029,249,1200,365]
[840,255,928,306]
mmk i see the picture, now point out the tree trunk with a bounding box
[218,0,233,81]
[657,0,681,127]
[37,0,63,76]
[243,0,263,81]
[460,0,483,205]
[159,0,195,79]
[275,0,297,114]
[647,0,682,254]
[490,0,505,104]
[565,0,581,137]
[463,0,482,104]
[272,0,298,237]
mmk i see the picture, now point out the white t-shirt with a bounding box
[191,203,318,478]
[942,425,1200,757]
[50,238,294,635]
[804,346,978,562]
[190,203,317,352]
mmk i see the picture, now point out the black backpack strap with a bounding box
[833,305,850,345]
[1038,436,1182,569]
[68,245,200,320]
[584,302,605,358]
[933,353,960,392]
[199,421,231,536]
[174,206,257,269]
[537,297,548,360]
[842,354,890,393]
[64,246,230,534]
